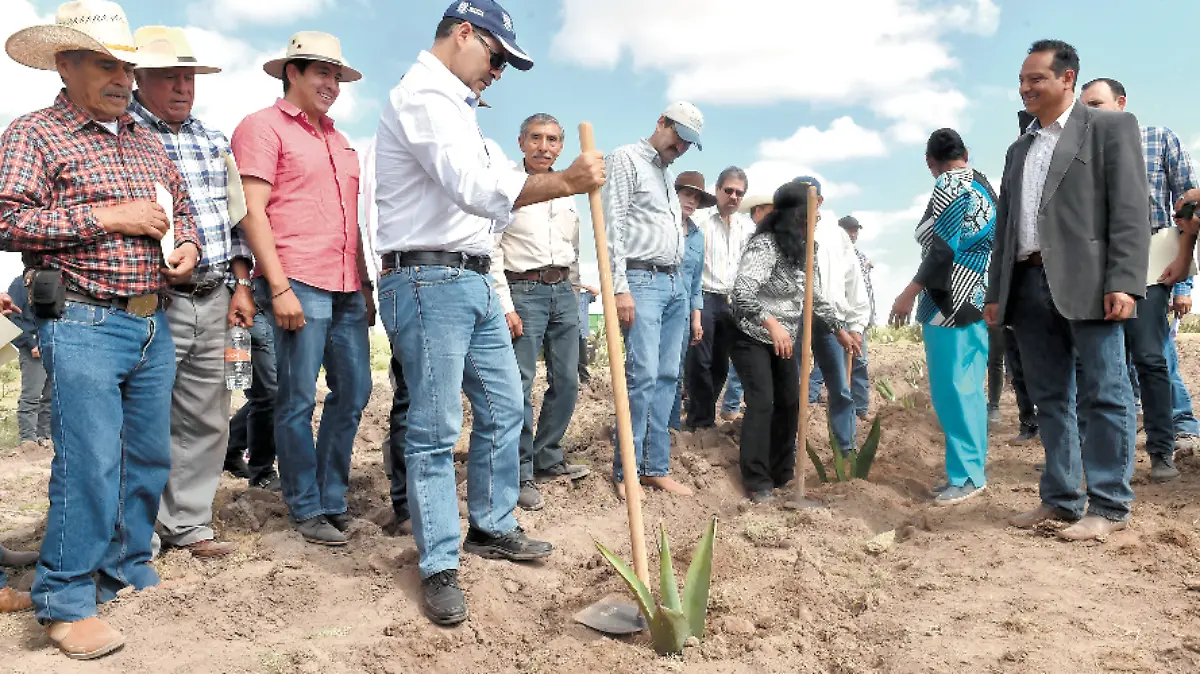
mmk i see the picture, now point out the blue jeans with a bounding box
[511,280,579,481]
[1166,329,1200,436]
[1009,267,1135,521]
[32,302,175,622]
[806,330,857,452]
[851,334,869,414]
[1123,284,1172,458]
[722,364,743,414]
[379,266,522,578]
[615,270,688,480]
[258,279,371,523]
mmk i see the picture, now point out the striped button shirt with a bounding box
[732,232,841,345]
[0,91,200,298]
[694,208,754,295]
[602,140,683,295]
[129,96,251,280]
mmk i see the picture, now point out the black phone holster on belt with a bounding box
[28,268,65,319]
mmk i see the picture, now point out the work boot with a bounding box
[1013,424,1039,443]
[325,513,353,533]
[422,570,467,626]
[463,526,553,561]
[0,544,39,567]
[534,461,591,483]
[1150,454,1180,483]
[517,481,543,511]
[46,617,125,660]
[0,587,32,613]
[295,516,347,546]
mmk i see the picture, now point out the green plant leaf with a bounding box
[847,448,859,478]
[805,441,829,483]
[854,416,882,479]
[650,602,692,655]
[875,379,896,401]
[682,517,717,639]
[595,540,655,623]
[828,430,847,482]
[658,523,682,614]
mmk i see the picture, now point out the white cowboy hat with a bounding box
[5,0,144,71]
[133,26,221,74]
[738,192,774,214]
[262,32,362,83]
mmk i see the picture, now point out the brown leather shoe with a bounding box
[46,617,125,660]
[1009,504,1073,529]
[182,539,236,558]
[1057,515,1128,542]
[0,587,32,613]
[0,544,39,567]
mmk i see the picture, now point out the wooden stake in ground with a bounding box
[846,350,854,382]
[786,185,823,510]
[578,122,649,586]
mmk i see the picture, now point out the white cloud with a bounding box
[552,0,999,144]
[186,0,336,29]
[756,117,887,166]
[0,1,63,130]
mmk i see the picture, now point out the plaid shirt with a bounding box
[1142,125,1197,233]
[0,91,199,298]
[129,95,250,279]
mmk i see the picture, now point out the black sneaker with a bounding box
[534,461,591,483]
[1014,424,1038,443]
[326,513,353,533]
[223,455,250,479]
[1151,454,1181,483]
[422,570,468,626]
[748,490,774,505]
[462,526,553,561]
[250,470,281,492]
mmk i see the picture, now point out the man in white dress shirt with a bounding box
[372,0,604,626]
[493,113,592,512]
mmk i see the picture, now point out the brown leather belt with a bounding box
[64,290,165,318]
[1018,252,1044,268]
[171,279,224,298]
[505,266,570,284]
[626,260,678,274]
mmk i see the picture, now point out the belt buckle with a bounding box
[540,268,566,285]
[127,294,158,317]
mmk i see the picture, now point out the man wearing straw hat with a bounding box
[373,0,604,626]
[128,26,256,559]
[231,31,373,548]
[0,0,200,659]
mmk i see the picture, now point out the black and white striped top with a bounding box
[732,233,842,346]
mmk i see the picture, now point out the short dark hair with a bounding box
[282,59,313,95]
[716,166,748,190]
[1029,39,1080,88]
[1082,77,1126,99]
[436,17,464,39]
[926,128,967,163]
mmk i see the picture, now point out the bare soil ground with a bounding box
[5,335,1200,673]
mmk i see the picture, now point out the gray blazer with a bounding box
[986,101,1150,322]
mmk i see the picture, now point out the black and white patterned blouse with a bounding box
[732,233,842,346]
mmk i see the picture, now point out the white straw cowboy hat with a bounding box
[133,26,221,74]
[5,0,145,71]
[262,32,362,83]
[738,192,775,214]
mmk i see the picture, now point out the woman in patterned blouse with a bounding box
[889,128,997,506]
[730,182,857,504]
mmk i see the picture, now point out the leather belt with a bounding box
[505,266,570,284]
[626,260,678,274]
[1017,252,1044,268]
[171,279,224,298]
[382,251,492,275]
[65,290,165,318]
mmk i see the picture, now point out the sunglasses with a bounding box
[474,32,507,72]
[722,187,746,198]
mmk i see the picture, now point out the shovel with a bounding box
[785,185,824,511]
[571,121,650,635]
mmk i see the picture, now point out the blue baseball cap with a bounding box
[791,175,822,196]
[444,0,533,71]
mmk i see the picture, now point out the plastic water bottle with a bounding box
[225,326,252,391]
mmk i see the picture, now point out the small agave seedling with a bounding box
[594,517,717,656]
[806,415,882,483]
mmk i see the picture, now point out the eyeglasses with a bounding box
[474,32,507,72]
[722,187,746,198]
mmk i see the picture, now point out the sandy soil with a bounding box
[5,335,1200,673]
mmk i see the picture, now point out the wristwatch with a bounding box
[234,278,253,289]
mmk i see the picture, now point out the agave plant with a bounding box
[594,517,717,656]
[806,415,882,482]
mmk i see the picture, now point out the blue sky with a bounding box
[4,0,1200,319]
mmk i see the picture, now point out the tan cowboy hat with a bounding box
[133,26,221,74]
[738,192,774,214]
[262,31,362,83]
[5,0,147,71]
[674,171,717,209]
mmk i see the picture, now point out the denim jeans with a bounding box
[511,280,579,481]
[615,269,688,480]
[384,353,411,520]
[987,325,1005,411]
[228,303,279,483]
[1009,266,1135,521]
[722,364,743,414]
[379,266,522,578]
[1123,284,1172,458]
[257,279,371,523]
[1166,329,1200,436]
[32,302,175,622]
[17,345,51,442]
[806,330,857,452]
[850,333,869,415]
[1005,326,1037,428]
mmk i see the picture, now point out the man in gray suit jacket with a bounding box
[984,40,1150,542]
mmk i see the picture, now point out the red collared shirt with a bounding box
[231,98,361,292]
[0,91,200,298]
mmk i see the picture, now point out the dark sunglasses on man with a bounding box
[474,31,507,71]
[723,187,745,198]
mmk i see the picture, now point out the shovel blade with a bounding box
[573,595,647,635]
